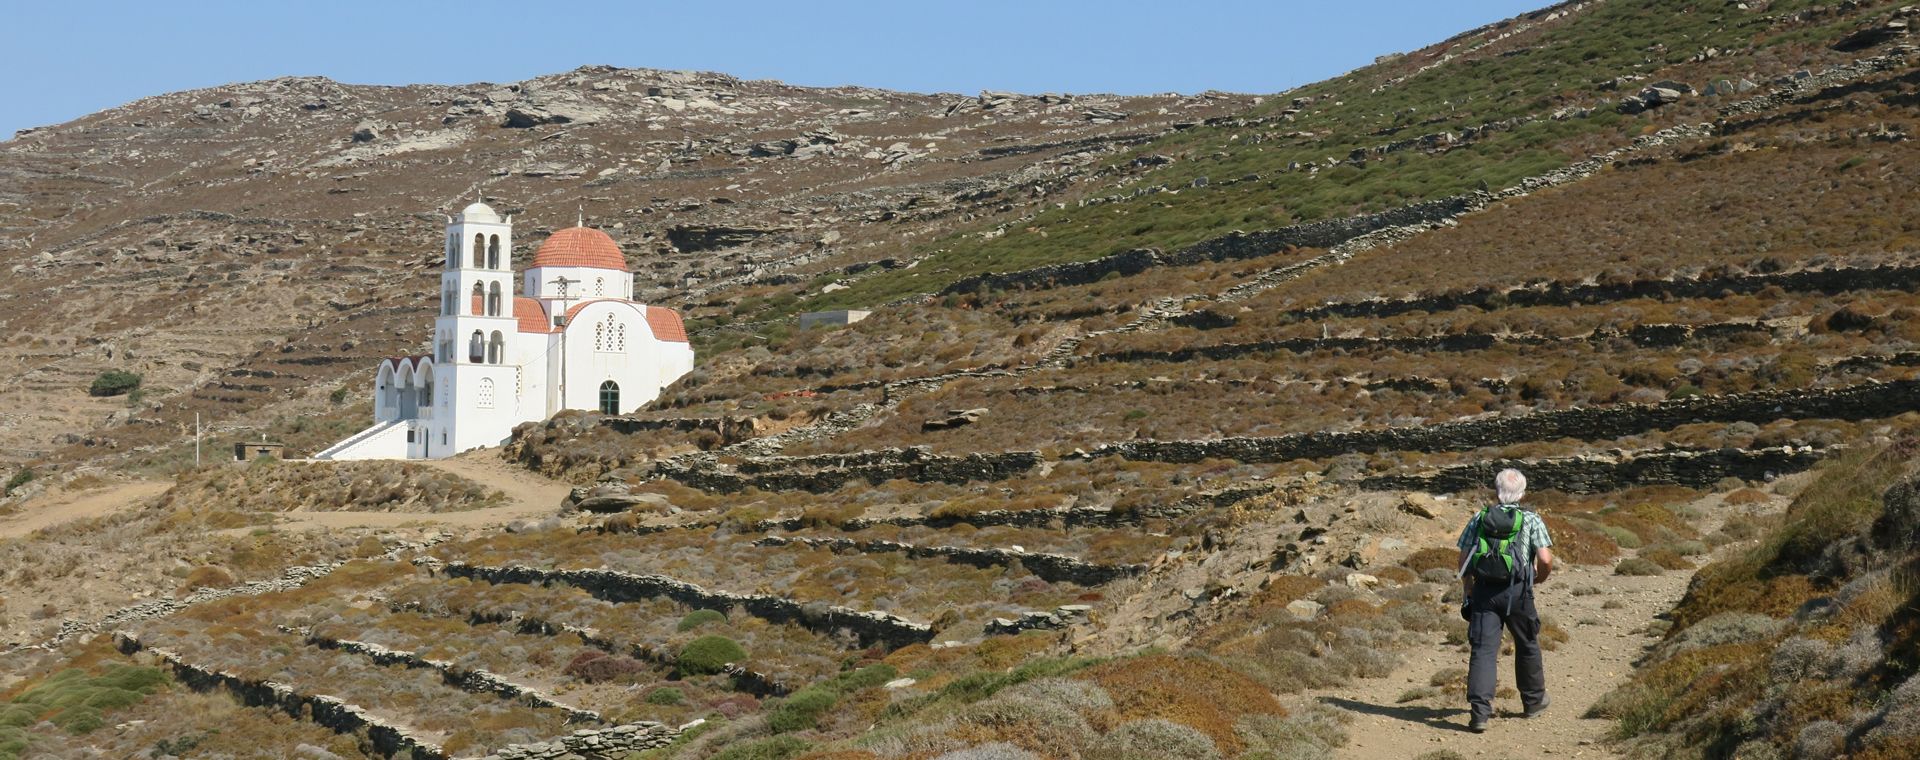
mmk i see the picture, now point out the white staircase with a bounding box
[313,420,410,460]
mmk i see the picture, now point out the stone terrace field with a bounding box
[8,2,1920,759]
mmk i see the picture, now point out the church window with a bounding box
[595,314,622,352]
[599,380,620,415]
[477,378,495,409]
[487,235,501,269]
[471,282,484,315]
[446,234,457,267]
[468,331,484,363]
[487,331,505,364]
[471,233,484,268]
[594,277,604,296]
[515,367,524,401]
[487,281,502,316]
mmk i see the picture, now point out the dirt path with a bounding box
[1298,563,1685,758]
[266,451,573,532]
[1292,486,1797,758]
[0,480,171,539]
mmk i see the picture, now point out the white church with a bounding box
[316,202,694,460]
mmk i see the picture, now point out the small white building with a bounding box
[317,202,694,460]
[799,309,872,330]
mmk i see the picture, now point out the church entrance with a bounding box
[599,381,620,415]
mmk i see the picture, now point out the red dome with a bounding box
[531,227,628,271]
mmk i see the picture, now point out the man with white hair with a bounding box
[1455,467,1555,732]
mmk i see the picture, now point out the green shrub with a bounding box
[677,635,747,676]
[1616,558,1665,576]
[677,609,726,632]
[768,664,899,734]
[709,735,810,760]
[767,687,838,733]
[644,687,685,706]
[87,370,142,397]
[1,469,31,497]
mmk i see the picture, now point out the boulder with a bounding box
[350,121,382,142]
[922,408,988,432]
[1345,573,1380,590]
[1285,599,1323,620]
[1400,493,1444,519]
[1834,19,1909,51]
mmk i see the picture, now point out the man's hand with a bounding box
[1459,602,1472,622]
[1535,548,1555,584]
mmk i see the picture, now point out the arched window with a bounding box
[488,330,505,364]
[468,330,484,363]
[471,233,485,268]
[487,235,501,269]
[476,378,495,409]
[447,234,457,268]
[596,314,621,353]
[598,380,620,415]
[421,368,435,408]
[594,277,605,296]
[487,281,502,316]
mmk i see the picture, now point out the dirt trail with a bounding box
[1292,486,1796,758]
[0,480,171,539]
[267,451,572,532]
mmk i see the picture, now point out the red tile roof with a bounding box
[646,305,689,343]
[558,300,690,344]
[514,297,553,333]
[531,226,629,271]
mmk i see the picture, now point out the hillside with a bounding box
[4,1,1920,759]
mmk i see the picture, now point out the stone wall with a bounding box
[1278,263,1920,324]
[938,194,1481,296]
[441,562,933,649]
[115,632,448,760]
[1084,379,1920,464]
[653,447,1041,494]
[306,634,601,723]
[1091,321,1773,364]
[1357,445,1826,494]
[753,535,1144,586]
[447,608,789,698]
[481,723,681,760]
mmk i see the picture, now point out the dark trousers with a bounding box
[1467,579,1546,720]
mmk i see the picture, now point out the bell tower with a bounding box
[431,201,520,453]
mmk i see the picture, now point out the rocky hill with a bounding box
[5,1,1920,759]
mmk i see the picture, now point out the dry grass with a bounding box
[1086,655,1285,755]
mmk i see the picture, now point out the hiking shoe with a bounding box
[1469,715,1490,733]
[1524,695,1552,718]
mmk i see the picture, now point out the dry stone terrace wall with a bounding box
[1087,321,1775,364]
[439,562,934,649]
[114,632,449,760]
[481,722,679,760]
[1356,445,1826,494]
[422,606,790,697]
[1083,379,1920,464]
[651,447,1042,494]
[748,483,1279,531]
[1273,263,1920,325]
[939,195,1483,296]
[304,634,602,724]
[753,535,1145,586]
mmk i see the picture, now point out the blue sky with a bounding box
[2,1,1550,138]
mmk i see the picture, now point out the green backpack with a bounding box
[1466,505,1529,583]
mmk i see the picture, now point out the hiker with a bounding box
[1455,468,1555,732]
